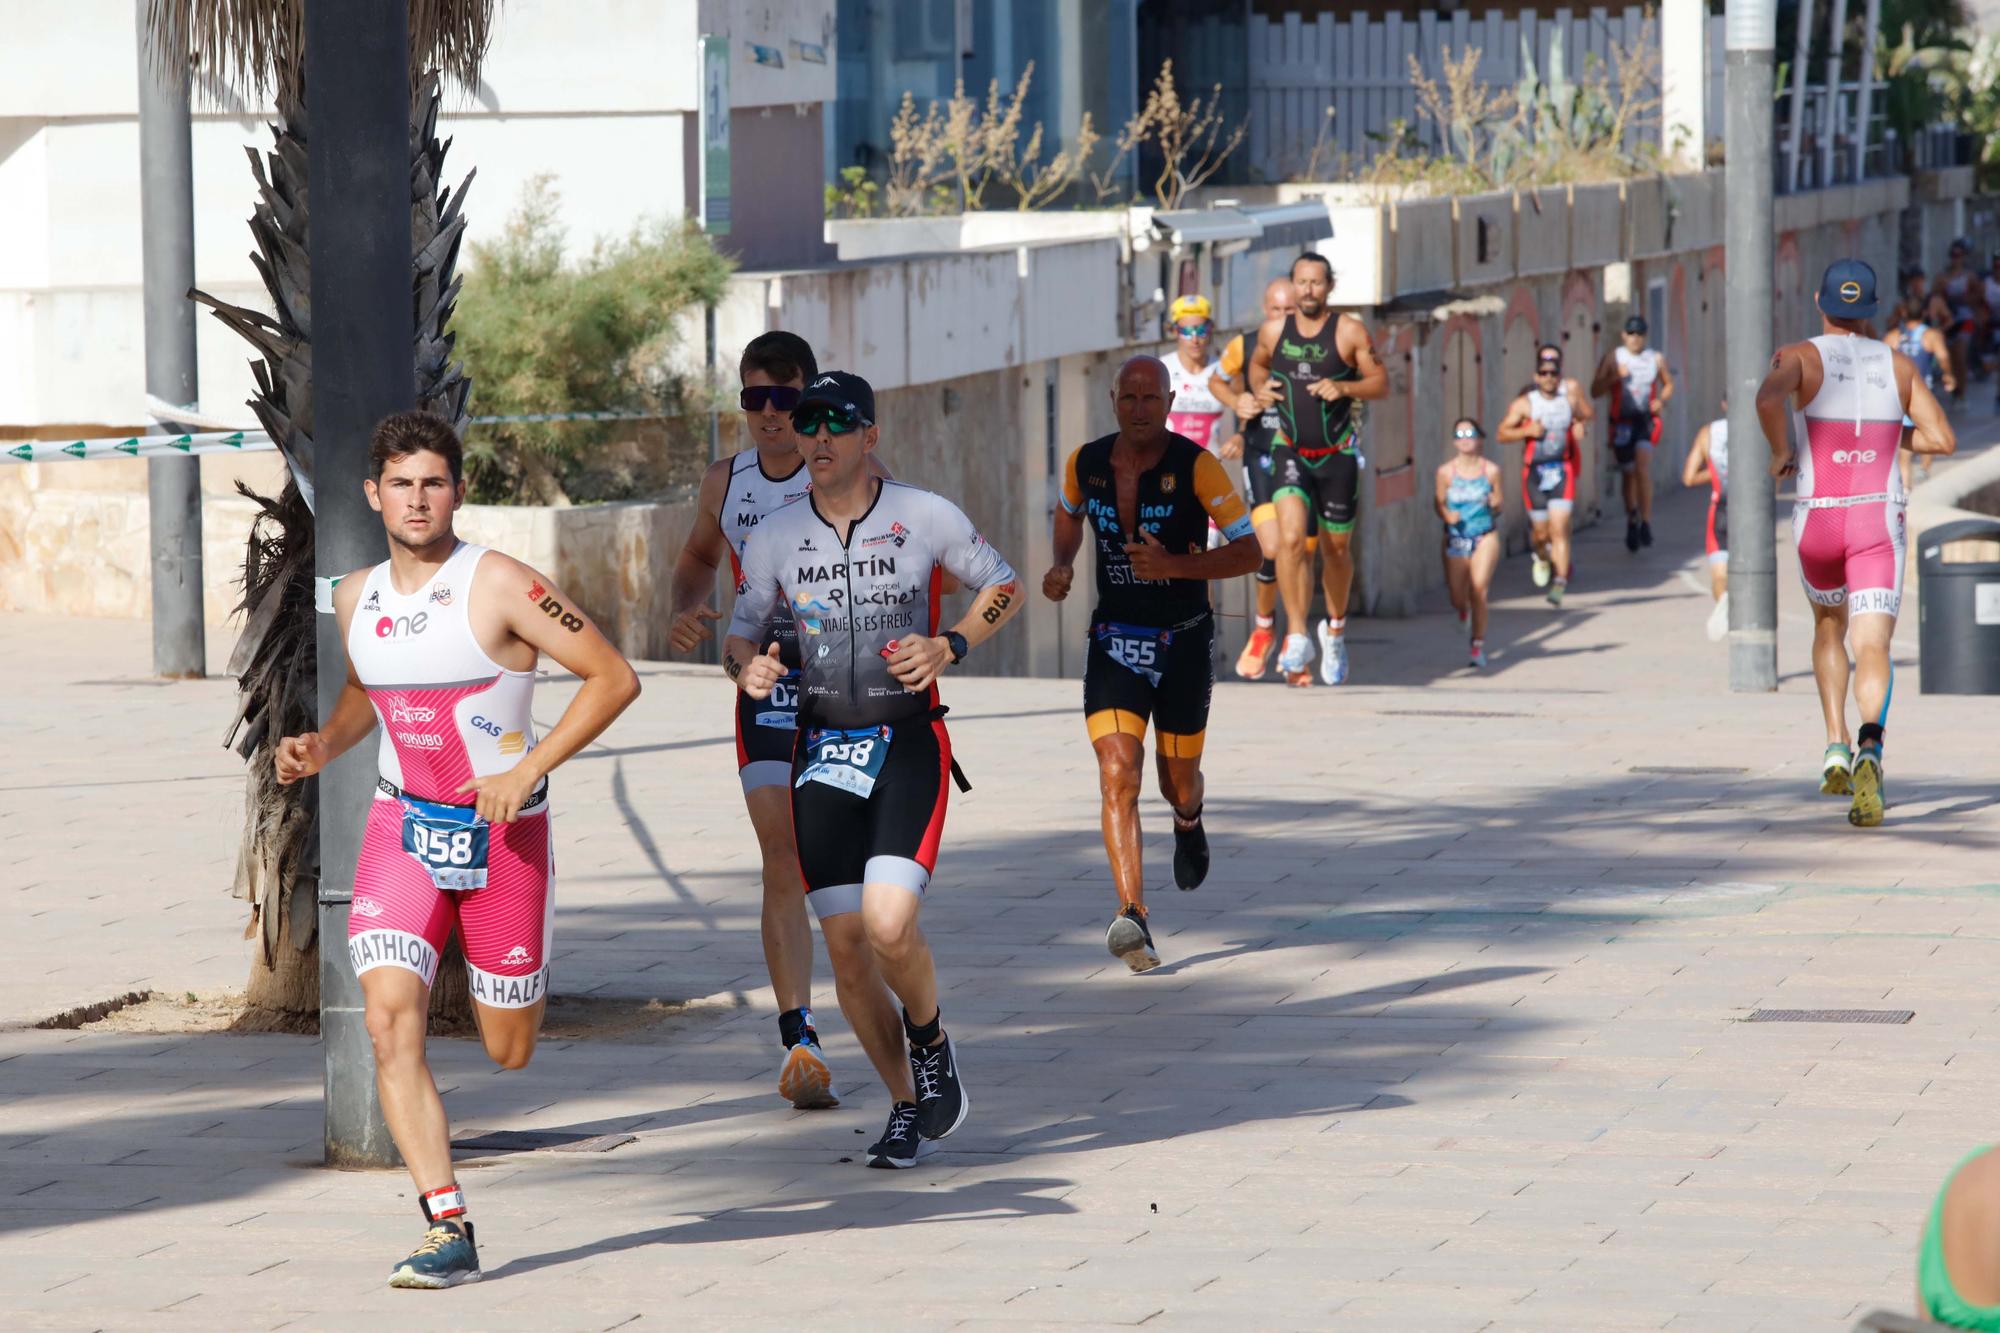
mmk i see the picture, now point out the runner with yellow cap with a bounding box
[1163,295,1230,453]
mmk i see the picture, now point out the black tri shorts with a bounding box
[734,671,800,793]
[789,715,951,919]
[1271,443,1360,534]
[1082,611,1215,758]
[1609,414,1661,472]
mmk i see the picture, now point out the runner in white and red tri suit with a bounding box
[1681,399,1730,641]
[1757,260,1955,827]
[1497,343,1592,607]
[274,411,640,1288]
[668,330,895,1114]
[1163,294,1230,452]
[1592,315,1675,552]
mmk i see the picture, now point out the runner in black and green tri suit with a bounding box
[1247,252,1390,685]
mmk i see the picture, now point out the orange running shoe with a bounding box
[1235,625,1276,679]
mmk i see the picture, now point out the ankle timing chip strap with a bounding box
[420,1184,467,1223]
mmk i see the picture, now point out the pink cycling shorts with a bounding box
[346,796,555,1009]
[1792,498,1907,619]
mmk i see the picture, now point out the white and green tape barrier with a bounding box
[2,409,680,466]
[2,430,274,464]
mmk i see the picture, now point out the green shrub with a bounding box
[454,176,733,504]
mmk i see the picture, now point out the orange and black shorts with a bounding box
[1083,612,1214,759]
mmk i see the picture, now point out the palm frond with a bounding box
[143,0,495,106]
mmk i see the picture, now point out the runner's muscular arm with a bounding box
[1495,394,1539,444]
[1655,358,1675,406]
[1486,459,1504,519]
[1566,378,1595,422]
[885,494,1025,692]
[1899,352,1957,457]
[1125,453,1262,581]
[667,458,733,653]
[1682,424,1712,488]
[1756,344,1807,477]
[1321,316,1388,402]
[273,572,377,784]
[458,556,641,822]
[1246,317,1282,401]
[1043,447,1087,602]
[1590,348,1621,399]
[1924,327,1959,394]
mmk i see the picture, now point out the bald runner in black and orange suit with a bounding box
[1042,356,1262,974]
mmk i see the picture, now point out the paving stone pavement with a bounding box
[4,425,2000,1331]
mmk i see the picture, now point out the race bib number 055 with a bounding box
[1095,621,1171,688]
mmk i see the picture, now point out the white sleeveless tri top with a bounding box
[722,450,813,665]
[1525,387,1574,462]
[1793,334,1906,506]
[346,542,538,804]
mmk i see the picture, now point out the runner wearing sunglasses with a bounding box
[1434,417,1503,668]
[1162,295,1230,453]
[667,331,892,1112]
[1497,344,1592,606]
[726,371,1025,1167]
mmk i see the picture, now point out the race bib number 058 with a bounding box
[399,798,490,891]
[797,725,893,799]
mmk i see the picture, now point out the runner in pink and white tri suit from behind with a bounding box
[1756,259,1955,829]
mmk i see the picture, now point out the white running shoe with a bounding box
[1705,592,1729,643]
[1277,633,1312,676]
[1317,621,1349,685]
[1531,553,1551,588]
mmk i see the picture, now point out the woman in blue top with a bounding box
[1434,417,1504,668]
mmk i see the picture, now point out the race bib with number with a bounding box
[1536,462,1567,492]
[796,725,893,799]
[1094,621,1171,688]
[398,796,489,891]
[756,672,801,731]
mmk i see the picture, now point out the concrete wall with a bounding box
[10,169,1988,683]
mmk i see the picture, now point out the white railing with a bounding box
[1244,6,1725,182]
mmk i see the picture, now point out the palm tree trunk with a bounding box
[216,73,474,1031]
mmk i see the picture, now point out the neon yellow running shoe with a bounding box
[1848,753,1884,828]
[1820,743,1853,796]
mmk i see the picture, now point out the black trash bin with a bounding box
[1918,518,2000,694]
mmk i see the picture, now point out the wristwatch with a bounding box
[943,630,969,664]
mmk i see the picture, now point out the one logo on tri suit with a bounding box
[375,611,430,639]
[427,582,453,606]
[363,589,381,612]
[1160,474,1177,494]
[501,945,535,967]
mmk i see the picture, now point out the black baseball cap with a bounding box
[1623,315,1648,335]
[1817,259,1879,320]
[794,371,875,426]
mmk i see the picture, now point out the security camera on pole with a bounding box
[1726,0,1779,692]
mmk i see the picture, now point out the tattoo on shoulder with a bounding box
[526,579,586,633]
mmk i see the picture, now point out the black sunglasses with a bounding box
[1535,365,1561,376]
[792,403,871,436]
[740,385,805,413]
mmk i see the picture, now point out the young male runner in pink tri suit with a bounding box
[1756,260,1954,827]
[275,411,640,1287]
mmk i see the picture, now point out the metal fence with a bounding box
[1242,6,1725,182]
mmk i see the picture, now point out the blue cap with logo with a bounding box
[1817,259,1878,320]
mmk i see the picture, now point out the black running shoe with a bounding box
[1172,814,1210,891]
[910,1035,969,1140]
[866,1100,927,1169]
[1106,906,1161,973]
[1624,519,1640,552]
[1638,519,1653,547]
